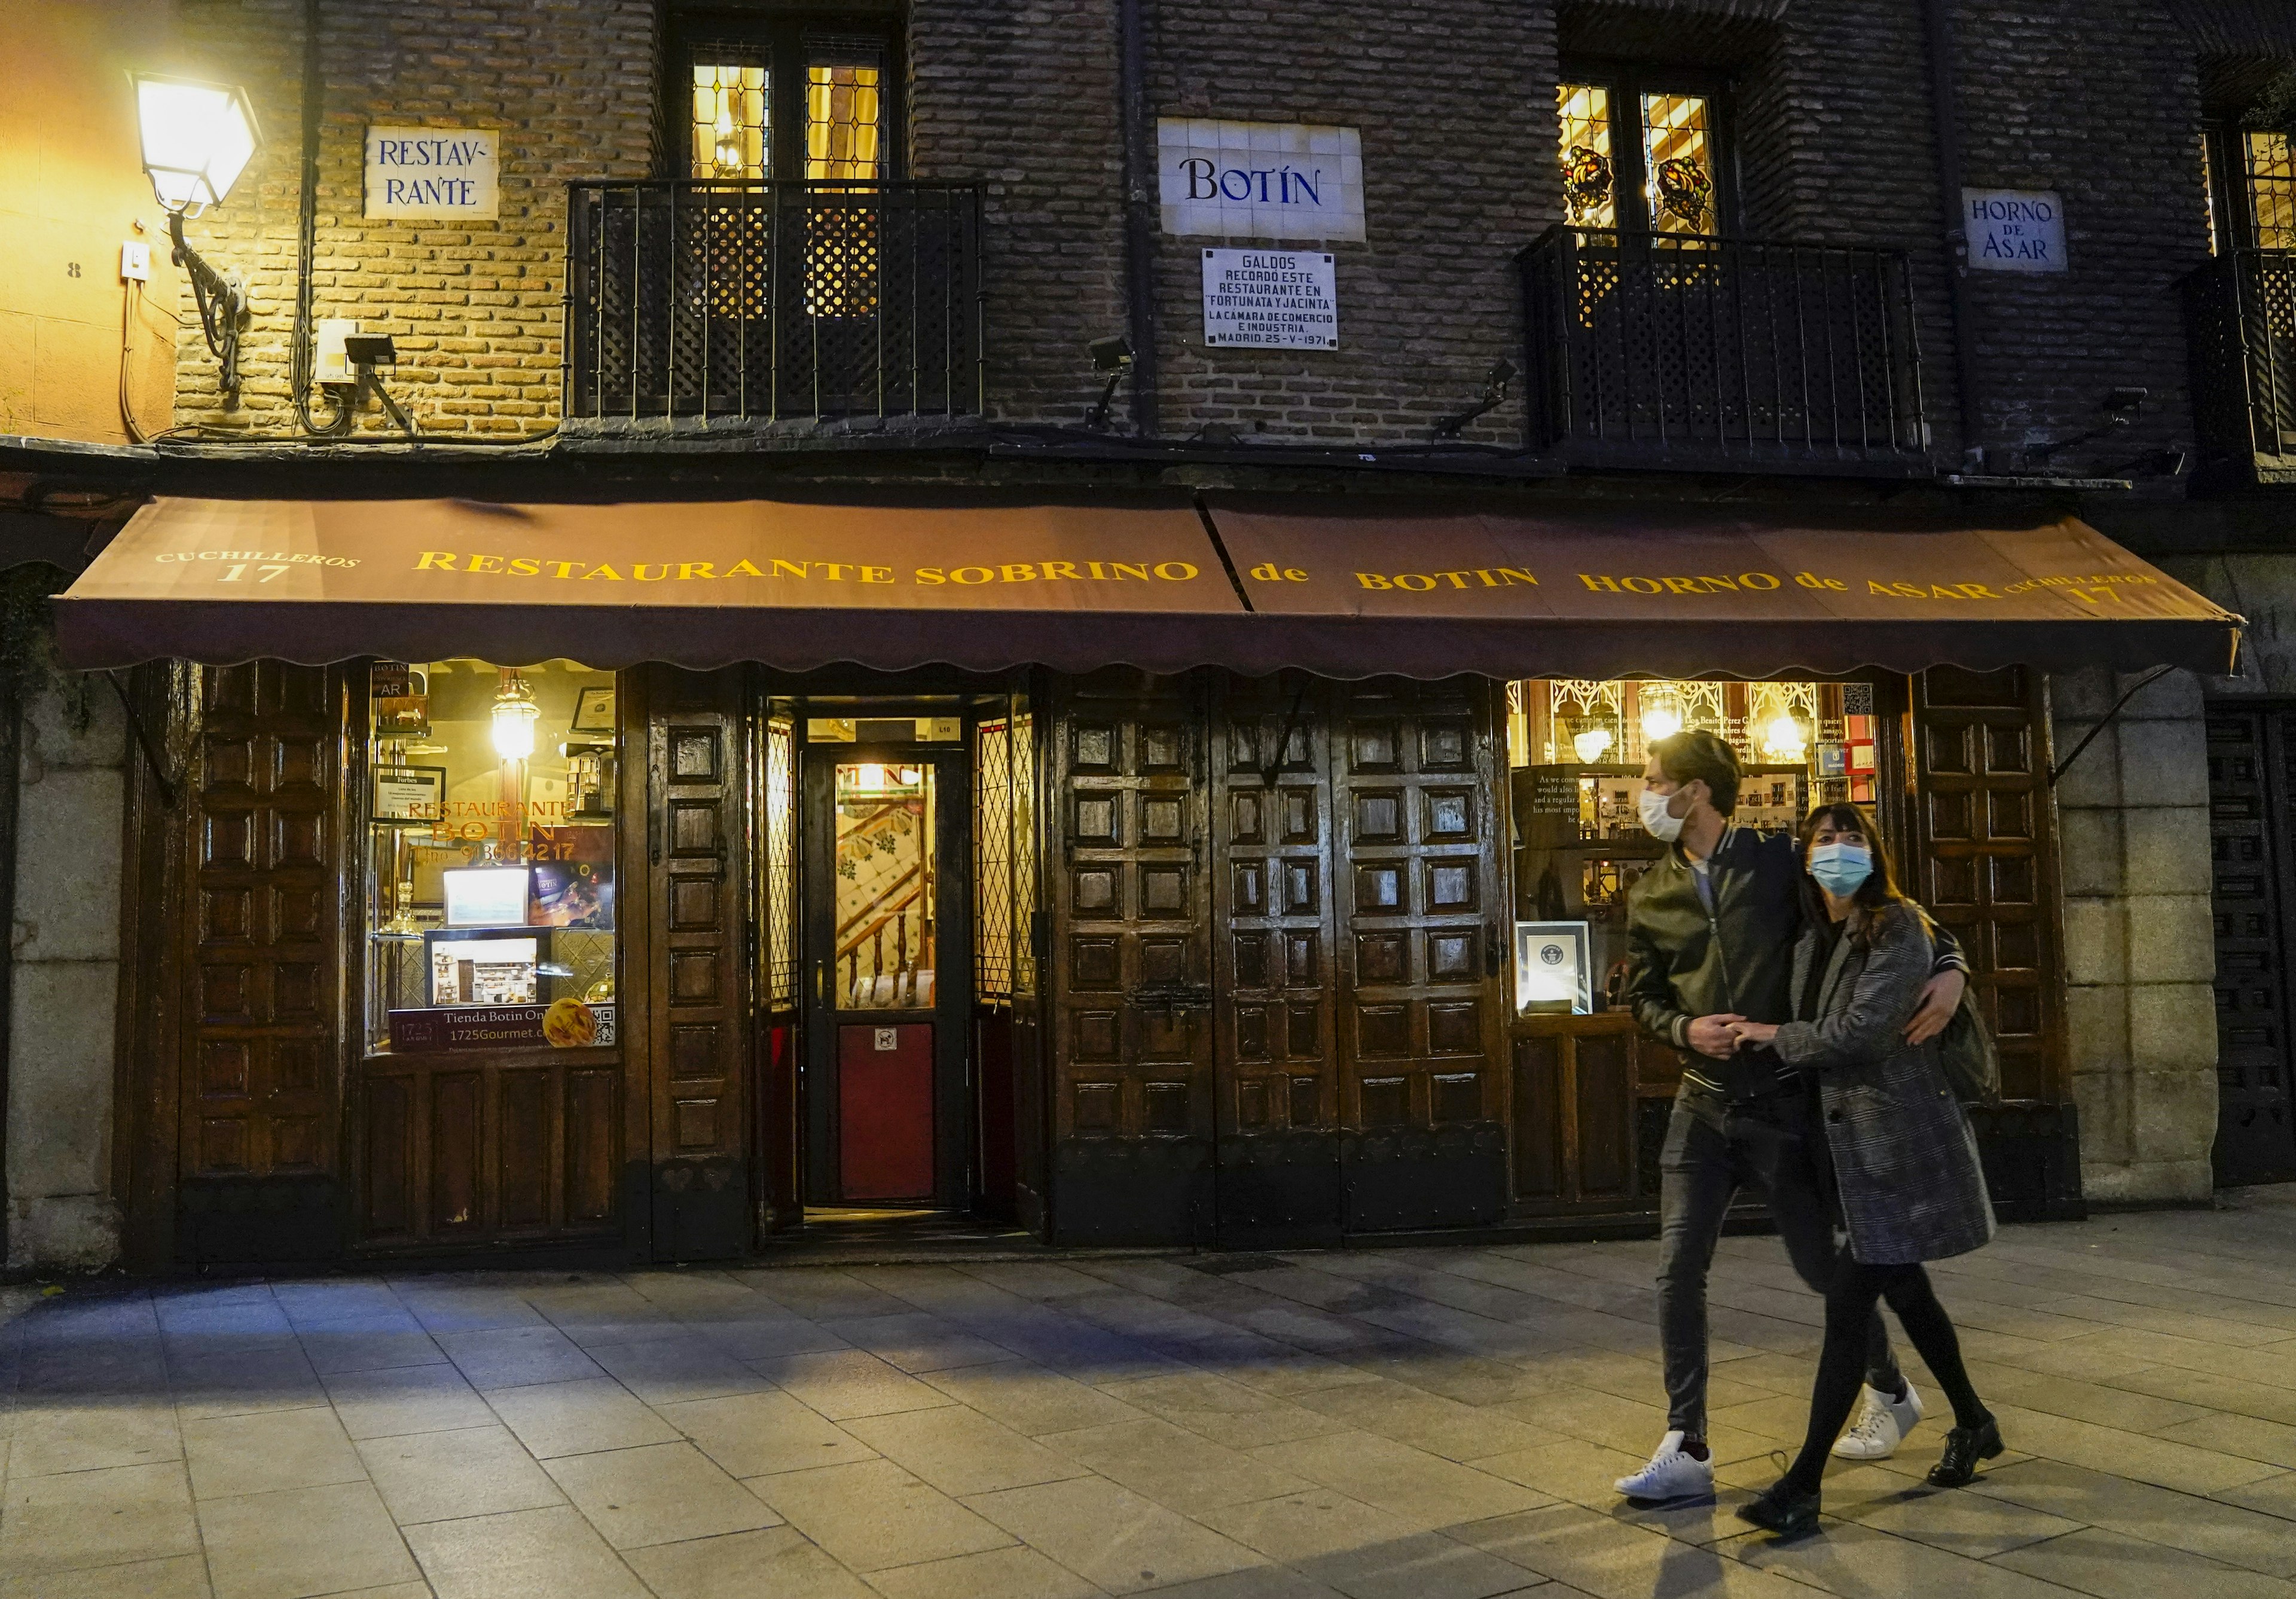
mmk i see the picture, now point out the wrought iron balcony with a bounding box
[1518,226,1929,472]
[2185,248,2296,486]
[566,181,984,426]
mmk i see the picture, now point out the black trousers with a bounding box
[1657,1084,1903,1438]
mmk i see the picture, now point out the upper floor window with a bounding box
[1556,64,1727,236]
[2205,123,2296,252]
[676,12,894,182]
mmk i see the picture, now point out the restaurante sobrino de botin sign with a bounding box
[1201,250,1338,350]
[364,126,500,220]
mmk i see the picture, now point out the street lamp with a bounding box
[132,72,262,394]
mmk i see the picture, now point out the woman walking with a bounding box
[1724,803,2003,1536]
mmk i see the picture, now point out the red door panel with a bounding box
[839,1023,934,1200]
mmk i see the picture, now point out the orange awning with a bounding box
[56,492,2240,679]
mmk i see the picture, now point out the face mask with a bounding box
[1809,842,1873,896]
[1638,787,1687,843]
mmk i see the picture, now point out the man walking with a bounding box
[1613,730,1965,1501]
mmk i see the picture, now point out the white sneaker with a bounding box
[1614,1429,1715,1500]
[1833,1380,1924,1459]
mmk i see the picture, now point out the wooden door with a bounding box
[1048,671,1214,1245]
[2205,706,2296,1185]
[641,665,753,1259]
[177,662,349,1262]
[1332,678,1508,1232]
[1909,666,2066,1103]
[1210,675,1341,1246]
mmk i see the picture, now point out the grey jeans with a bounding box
[1657,1083,1903,1438]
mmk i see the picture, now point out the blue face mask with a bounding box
[1808,842,1873,896]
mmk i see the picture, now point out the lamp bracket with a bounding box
[167,210,248,395]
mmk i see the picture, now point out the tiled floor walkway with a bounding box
[7,1188,2296,1598]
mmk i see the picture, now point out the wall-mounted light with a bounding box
[132,72,262,395]
[1641,699,1684,745]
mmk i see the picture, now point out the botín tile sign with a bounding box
[1963,188,2066,273]
[1158,120,1365,241]
[365,126,500,220]
[1201,249,1339,350]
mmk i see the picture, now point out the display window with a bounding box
[364,659,619,1055]
[1505,677,1877,1017]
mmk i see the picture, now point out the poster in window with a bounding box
[531,825,615,928]
[570,686,616,735]
[372,765,446,824]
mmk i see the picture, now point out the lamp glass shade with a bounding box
[134,74,261,212]
[490,672,540,759]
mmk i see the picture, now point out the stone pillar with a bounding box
[2048,666,2216,1204]
[7,675,127,1267]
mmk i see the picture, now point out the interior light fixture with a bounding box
[490,671,540,760]
[1761,713,1808,763]
[1571,727,1614,764]
[133,72,263,394]
[1641,699,1684,745]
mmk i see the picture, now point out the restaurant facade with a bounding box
[0,0,2283,1270]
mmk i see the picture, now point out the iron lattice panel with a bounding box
[1519,226,1926,464]
[570,181,984,423]
[975,718,1014,1002]
[2184,249,2296,476]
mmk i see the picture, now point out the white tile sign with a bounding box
[1201,249,1338,350]
[1963,188,2065,273]
[365,126,500,219]
[1158,120,1364,241]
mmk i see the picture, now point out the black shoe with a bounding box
[1735,1481,1822,1537]
[1926,1416,2004,1487]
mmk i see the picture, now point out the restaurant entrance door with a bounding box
[798,732,972,1210]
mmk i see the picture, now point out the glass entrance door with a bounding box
[801,742,969,1207]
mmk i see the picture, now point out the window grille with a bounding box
[805,35,886,181]
[975,717,1012,1002]
[1556,84,1617,229]
[1011,710,1039,998]
[691,51,770,180]
[2247,131,2296,251]
[765,713,797,1005]
[1641,93,1715,236]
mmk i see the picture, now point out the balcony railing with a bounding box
[1518,226,1929,471]
[566,181,984,426]
[2185,248,2296,485]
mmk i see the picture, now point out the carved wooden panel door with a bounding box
[1048,671,1214,1245]
[1210,675,1341,1245]
[642,665,753,1259]
[1909,666,2066,1103]
[2205,706,2296,1185]
[178,662,347,1260]
[1332,678,1508,1232]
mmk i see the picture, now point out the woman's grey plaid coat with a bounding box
[1772,903,1996,1266]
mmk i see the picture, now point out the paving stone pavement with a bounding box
[5,1186,2296,1598]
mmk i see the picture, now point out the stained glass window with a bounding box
[2246,130,2296,250]
[975,718,1012,1001]
[691,58,768,179]
[806,39,884,181]
[1641,92,1715,236]
[1556,83,1616,229]
[764,713,796,1007]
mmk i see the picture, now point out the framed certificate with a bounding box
[570,685,617,735]
[1515,920,1593,1015]
[372,765,445,824]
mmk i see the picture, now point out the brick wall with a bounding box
[170,0,657,436]
[906,0,1129,427]
[1136,0,1558,447]
[154,0,2258,462]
